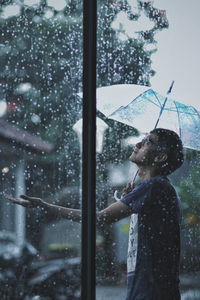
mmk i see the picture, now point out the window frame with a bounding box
[82,0,97,299]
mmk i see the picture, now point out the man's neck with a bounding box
[137,167,161,181]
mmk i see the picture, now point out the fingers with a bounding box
[20,194,41,201]
[123,183,132,192]
[126,182,135,190]
[4,194,44,209]
[121,181,136,197]
[4,194,15,202]
[20,194,30,200]
[130,182,136,189]
[4,194,30,207]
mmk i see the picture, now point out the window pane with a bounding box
[96,1,200,299]
[0,1,82,298]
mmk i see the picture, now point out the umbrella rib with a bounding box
[142,93,162,108]
[120,89,153,109]
[119,89,162,110]
[173,101,200,115]
[173,101,182,137]
[185,105,200,130]
[151,90,162,106]
[190,106,200,118]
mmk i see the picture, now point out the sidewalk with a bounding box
[96,285,126,300]
[96,285,200,300]
[96,272,200,300]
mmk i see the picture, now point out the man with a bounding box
[7,128,184,300]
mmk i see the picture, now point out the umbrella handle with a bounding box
[113,169,139,201]
[114,190,121,201]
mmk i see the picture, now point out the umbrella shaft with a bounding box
[154,81,174,129]
[154,96,168,128]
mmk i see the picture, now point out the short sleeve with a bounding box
[120,180,154,213]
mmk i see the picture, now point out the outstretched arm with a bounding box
[5,194,82,222]
[5,194,132,224]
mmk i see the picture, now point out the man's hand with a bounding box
[121,181,136,197]
[5,194,82,222]
[4,194,45,208]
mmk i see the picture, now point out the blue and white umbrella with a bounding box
[93,83,200,151]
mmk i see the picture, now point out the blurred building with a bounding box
[0,119,53,246]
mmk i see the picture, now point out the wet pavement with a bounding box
[180,271,200,300]
[96,285,200,300]
[96,271,200,300]
[96,285,126,300]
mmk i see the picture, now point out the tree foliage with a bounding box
[178,161,200,226]
[0,0,168,186]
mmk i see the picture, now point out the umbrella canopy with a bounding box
[95,84,149,117]
[78,84,148,118]
[93,84,200,151]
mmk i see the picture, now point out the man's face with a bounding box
[129,133,159,166]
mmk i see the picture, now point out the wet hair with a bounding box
[150,128,184,175]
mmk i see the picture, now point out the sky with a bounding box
[150,0,200,109]
[111,0,200,109]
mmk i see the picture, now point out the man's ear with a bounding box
[154,153,168,163]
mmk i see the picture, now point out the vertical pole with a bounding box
[15,160,26,247]
[82,0,96,297]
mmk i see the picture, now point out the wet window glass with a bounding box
[0,0,82,298]
[0,1,200,300]
[95,1,200,300]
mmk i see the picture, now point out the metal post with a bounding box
[15,160,26,247]
[82,0,97,297]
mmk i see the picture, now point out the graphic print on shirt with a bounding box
[127,213,138,275]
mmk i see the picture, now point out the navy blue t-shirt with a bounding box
[120,176,181,300]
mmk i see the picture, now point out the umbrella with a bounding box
[92,83,200,151]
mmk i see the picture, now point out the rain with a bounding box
[0,0,200,299]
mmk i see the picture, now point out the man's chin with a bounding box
[129,156,136,163]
